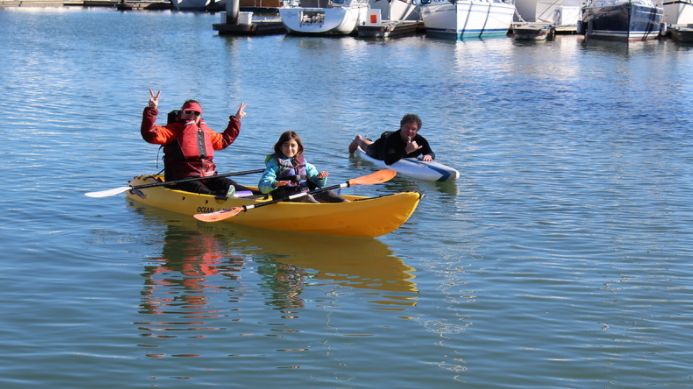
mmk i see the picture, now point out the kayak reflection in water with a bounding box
[139,224,243,320]
[257,260,306,320]
[133,205,418,328]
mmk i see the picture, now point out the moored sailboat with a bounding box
[579,0,664,41]
[420,0,516,39]
[279,0,370,35]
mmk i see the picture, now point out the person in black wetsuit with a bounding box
[348,113,435,165]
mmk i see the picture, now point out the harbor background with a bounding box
[1,8,693,388]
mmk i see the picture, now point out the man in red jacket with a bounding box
[141,89,248,197]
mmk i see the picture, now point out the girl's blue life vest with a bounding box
[269,153,317,198]
[274,153,308,187]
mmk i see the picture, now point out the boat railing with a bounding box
[421,0,515,4]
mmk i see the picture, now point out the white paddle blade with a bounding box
[84,186,132,198]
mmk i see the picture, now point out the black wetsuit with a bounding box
[366,129,435,165]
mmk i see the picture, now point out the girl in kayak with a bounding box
[348,113,435,165]
[259,131,346,203]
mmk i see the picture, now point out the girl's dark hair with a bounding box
[273,130,304,156]
[400,113,422,130]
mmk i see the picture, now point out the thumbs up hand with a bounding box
[405,136,422,154]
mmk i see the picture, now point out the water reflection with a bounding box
[139,224,243,317]
[131,203,417,353]
[136,215,246,359]
[506,36,582,80]
[242,226,417,292]
[244,227,419,317]
[579,37,664,57]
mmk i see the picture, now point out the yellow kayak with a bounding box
[125,175,422,238]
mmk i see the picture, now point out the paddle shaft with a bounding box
[133,168,264,190]
[242,181,349,212]
[85,168,266,198]
[192,169,396,222]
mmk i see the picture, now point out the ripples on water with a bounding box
[1,7,692,388]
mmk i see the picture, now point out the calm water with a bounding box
[1,7,692,388]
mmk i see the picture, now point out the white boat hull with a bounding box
[280,5,368,34]
[421,0,515,39]
[369,0,420,21]
[355,146,459,182]
[552,5,581,27]
[662,0,693,25]
[514,0,581,24]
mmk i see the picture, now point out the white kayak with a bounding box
[354,146,459,182]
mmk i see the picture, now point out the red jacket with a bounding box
[141,107,240,180]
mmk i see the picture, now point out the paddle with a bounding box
[193,169,397,223]
[84,168,265,198]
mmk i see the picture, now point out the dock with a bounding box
[555,25,578,34]
[357,20,424,39]
[212,7,286,35]
[116,0,171,10]
[213,16,286,36]
[63,0,118,6]
[212,0,285,36]
[668,24,693,43]
[510,22,556,41]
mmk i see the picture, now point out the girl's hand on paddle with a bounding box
[422,154,433,162]
[235,102,247,119]
[148,89,160,109]
[276,180,291,187]
[405,136,422,154]
[317,171,328,179]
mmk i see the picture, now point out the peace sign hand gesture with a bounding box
[147,88,160,109]
[235,102,247,119]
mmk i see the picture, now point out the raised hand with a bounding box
[148,88,160,109]
[405,136,422,155]
[235,102,247,119]
[317,171,329,179]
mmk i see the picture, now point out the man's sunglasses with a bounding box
[183,110,201,116]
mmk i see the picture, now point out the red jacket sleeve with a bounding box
[141,107,176,145]
[210,115,241,150]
